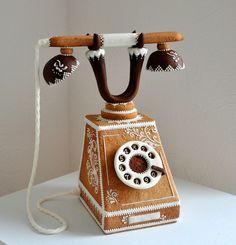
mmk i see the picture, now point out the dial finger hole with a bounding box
[148,152,155,159]
[119,155,126,162]
[124,173,131,180]
[131,144,139,150]
[141,146,147,152]
[123,147,131,154]
[134,178,141,185]
[151,171,158,178]
[143,176,151,183]
[119,164,126,171]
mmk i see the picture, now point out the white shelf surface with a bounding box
[0,172,235,245]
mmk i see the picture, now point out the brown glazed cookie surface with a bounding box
[101,102,138,120]
[43,54,79,85]
[79,113,180,233]
[146,47,184,72]
[105,101,135,111]
[101,111,138,121]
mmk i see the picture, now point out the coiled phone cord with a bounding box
[26,39,80,235]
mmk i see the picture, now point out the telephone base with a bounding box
[79,113,180,234]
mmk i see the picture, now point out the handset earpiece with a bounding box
[43,47,79,85]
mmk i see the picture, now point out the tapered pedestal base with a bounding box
[79,112,180,234]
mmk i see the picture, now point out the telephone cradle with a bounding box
[79,102,180,234]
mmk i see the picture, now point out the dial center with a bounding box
[129,155,148,173]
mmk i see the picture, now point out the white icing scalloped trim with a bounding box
[85,117,157,131]
[148,63,185,72]
[95,114,143,124]
[86,49,105,60]
[106,101,134,107]
[101,108,137,115]
[79,181,179,217]
[80,195,178,233]
[128,47,148,57]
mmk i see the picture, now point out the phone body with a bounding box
[79,112,180,234]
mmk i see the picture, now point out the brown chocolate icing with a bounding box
[87,33,145,103]
[146,49,184,71]
[43,54,78,85]
[129,155,148,173]
[151,165,166,175]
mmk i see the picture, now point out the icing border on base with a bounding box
[80,196,178,234]
[103,218,178,234]
[79,181,180,217]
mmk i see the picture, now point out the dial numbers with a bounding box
[114,141,164,189]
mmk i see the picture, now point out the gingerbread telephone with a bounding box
[26,31,185,234]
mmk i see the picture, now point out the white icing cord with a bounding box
[86,48,105,60]
[26,38,80,235]
[128,47,148,57]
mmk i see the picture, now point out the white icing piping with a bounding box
[99,33,139,47]
[54,60,80,84]
[81,195,178,234]
[106,201,180,217]
[79,181,179,217]
[86,48,105,60]
[103,218,178,234]
[128,47,148,57]
[80,181,103,212]
[106,101,134,107]
[85,117,157,131]
[80,197,102,226]
[26,38,78,235]
[96,129,105,228]
[96,114,144,124]
[101,108,137,115]
[78,126,86,179]
[148,63,185,72]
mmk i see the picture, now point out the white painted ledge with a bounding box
[0,172,235,245]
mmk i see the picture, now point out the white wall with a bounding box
[0,0,71,196]
[1,0,235,196]
[68,0,236,194]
